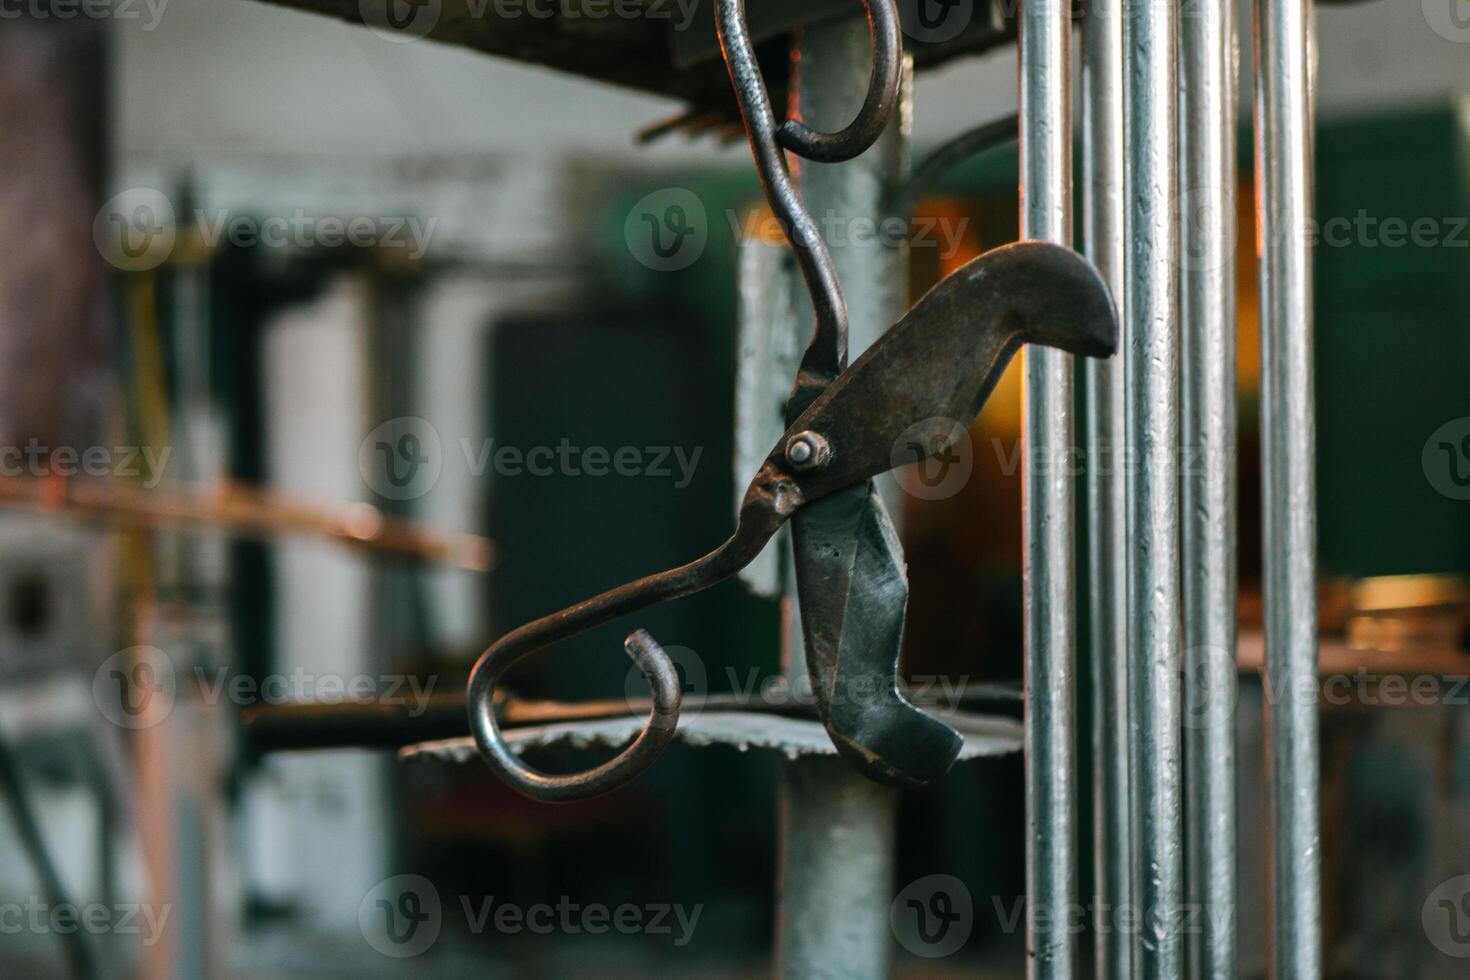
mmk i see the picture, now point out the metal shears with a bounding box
[466,0,1118,802]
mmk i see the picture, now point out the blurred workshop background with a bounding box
[0,0,1468,977]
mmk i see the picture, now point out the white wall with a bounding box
[112,0,1467,175]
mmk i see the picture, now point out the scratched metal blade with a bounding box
[784,240,1118,504]
[792,482,962,787]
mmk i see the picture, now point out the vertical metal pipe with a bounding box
[774,17,908,980]
[1082,0,1129,975]
[1253,0,1321,974]
[1020,0,1075,975]
[1181,0,1239,974]
[1124,0,1183,974]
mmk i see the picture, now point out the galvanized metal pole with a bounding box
[1253,0,1321,974]
[1082,0,1128,975]
[1124,0,1183,974]
[774,17,908,980]
[1181,0,1239,974]
[1019,0,1075,974]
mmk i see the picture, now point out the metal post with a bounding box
[774,17,908,979]
[1124,0,1183,974]
[1082,0,1128,975]
[1019,0,1075,974]
[1253,0,1321,974]
[1181,0,1239,974]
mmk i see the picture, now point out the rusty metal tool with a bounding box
[465,0,1117,802]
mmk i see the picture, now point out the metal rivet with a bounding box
[784,431,830,471]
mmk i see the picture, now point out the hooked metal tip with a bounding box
[772,240,1119,504]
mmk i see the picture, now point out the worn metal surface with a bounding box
[1254,0,1322,973]
[1081,0,1129,975]
[1124,0,1183,972]
[247,0,1025,129]
[1181,0,1239,974]
[403,710,1024,764]
[246,684,1024,753]
[1019,0,1076,974]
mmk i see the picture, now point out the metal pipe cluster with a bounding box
[1020,0,1320,974]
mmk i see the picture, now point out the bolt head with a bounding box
[784,431,829,472]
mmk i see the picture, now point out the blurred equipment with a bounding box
[0,476,494,572]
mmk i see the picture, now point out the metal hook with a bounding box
[717,0,902,384]
[466,0,1119,803]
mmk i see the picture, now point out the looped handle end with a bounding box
[775,0,903,163]
[467,628,684,803]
